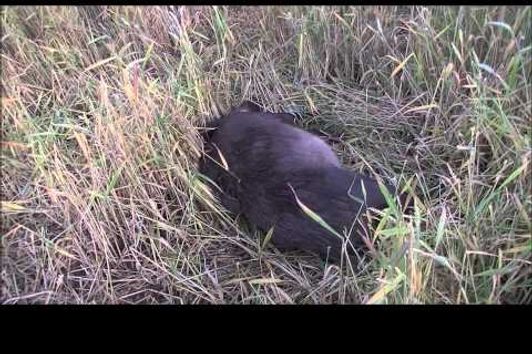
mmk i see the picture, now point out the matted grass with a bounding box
[1,6,530,304]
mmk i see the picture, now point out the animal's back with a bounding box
[211,111,341,176]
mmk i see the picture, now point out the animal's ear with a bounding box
[231,100,263,113]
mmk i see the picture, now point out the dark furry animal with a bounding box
[199,101,409,262]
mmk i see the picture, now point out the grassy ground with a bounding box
[1,6,530,304]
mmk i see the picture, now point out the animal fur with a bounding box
[199,101,409,262]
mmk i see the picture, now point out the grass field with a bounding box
[1,6,531,304]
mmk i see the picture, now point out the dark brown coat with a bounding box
[199,101,407,262]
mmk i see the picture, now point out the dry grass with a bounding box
[1,6,531,304]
